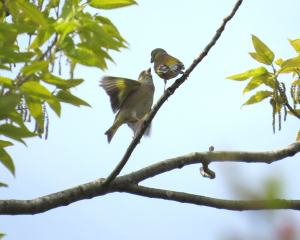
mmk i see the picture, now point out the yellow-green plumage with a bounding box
[151,48,185,91]
[100,68,155,143]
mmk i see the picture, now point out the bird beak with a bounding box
[146,68,151,74]
[150,58,153,63]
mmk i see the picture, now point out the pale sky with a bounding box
[1,0,300,239]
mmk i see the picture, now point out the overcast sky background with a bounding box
[1,0,300,239]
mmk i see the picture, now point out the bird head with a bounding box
[150,48,167,63]
[138,68,153,83]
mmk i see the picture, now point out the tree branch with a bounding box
[119,183,300,211]
[1,141,299,215]
[102,0,243,188]
[119,142,300,184]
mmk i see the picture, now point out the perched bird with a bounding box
[100,68,155,143]
[151,48,185,92]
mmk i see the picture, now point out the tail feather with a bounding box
[105,127,117,143]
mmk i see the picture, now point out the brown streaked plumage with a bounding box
[100,68,155,143]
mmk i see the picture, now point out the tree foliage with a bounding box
[227,35,300,139]
[0,0,136,185]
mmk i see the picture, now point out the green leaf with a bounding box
[0,124,37,145]
[277,67,299,74]
[56,90,91,107]
[274,58,283,66]
[0,146,15,176]
[21,61,49,76]
[280,57,300,68]
[243,76,265,94]
[47,97,61,117]
[0,182,8,187]
[0,48,32,63]
[226,67,269,81]
[0,63,11,71]
[242,90,273,106]
[297,130,300,141]
[6,2,22,23]
[55,22,77,35]
[78,19,124,50]
[102,24,127,44]
[46,0,60,9]
[252,35,274,65]
[0,140,13,148]
[57,35,75,52]
[0,110,25,127]
[77,42,114,68]
[0,64,11,71]
[28,26,55,49]
[248,52,269,65]
[16,0,49,28]
[39,73,84,89]
[0,233,6,239]
[21,82,61,117]
[0,24,18,46]
[21,81,54,100]
[0,76,13,88]
[264,77,275,88]
[287,38,300,54]
[0,94,21,116]
[24,95,44,131]
[291,79,300,85]
[95,15,116,26]
[88,0,138,9]
[65,48,105,69]
[0,23,37,38]
[59,0,82,22]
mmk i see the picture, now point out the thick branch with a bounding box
[1,142,299,215]
[119,142,300,183]
[103,0,243,187]
[119,183,300,211]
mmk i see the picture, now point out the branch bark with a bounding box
[119,183,300,211]
[1,142,299,215]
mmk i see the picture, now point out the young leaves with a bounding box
[249,35,275,65]
[88,0,138,10]
[227,35,300,140]
[242,90,273,106]
[242,75,266,94]
[0,146,15,176]
[56,90,91,107]
[226,67,269,81]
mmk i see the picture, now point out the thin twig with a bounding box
[102,0,243,187]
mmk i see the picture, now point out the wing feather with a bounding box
[100,77,141,113]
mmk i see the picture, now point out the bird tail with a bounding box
[105,126,118,143]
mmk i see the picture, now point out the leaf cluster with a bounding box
[227,35,300,140]
[0,0,136,186]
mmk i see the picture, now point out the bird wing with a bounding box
[157,60,185,75]
[100,77,141,113]
[156,63,170,74]
[168,60,185,74]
